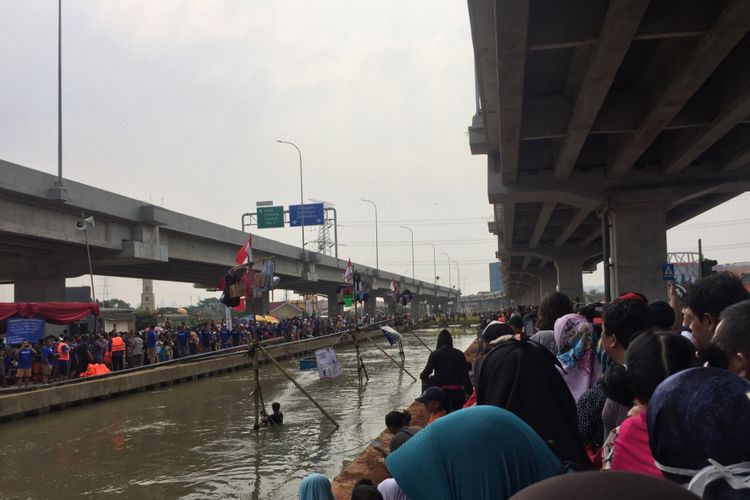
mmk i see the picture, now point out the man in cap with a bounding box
[416,387,447,425]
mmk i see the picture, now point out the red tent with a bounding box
[0,302,100,325]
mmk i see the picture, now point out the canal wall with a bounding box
[0,328,385,422]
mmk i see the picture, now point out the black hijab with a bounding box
[475,338,590,468]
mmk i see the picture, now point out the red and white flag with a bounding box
[343,259,353,284]
[390,279,398,292]
[235,234,254,265]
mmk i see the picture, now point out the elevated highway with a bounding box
[0,160,459,314]
[468,0,750,303]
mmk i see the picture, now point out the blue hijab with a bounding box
[386,406,563,500]
[298,473,334,500]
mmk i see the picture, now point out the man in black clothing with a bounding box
[419,329,472,412]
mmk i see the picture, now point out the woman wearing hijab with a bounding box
[647,367,750,499]
[509,471,700,500]
[386,406,563,500]
[474,338,591,467]
[553,313,599,401]
[418,329,472,411]
[298,473,334,500]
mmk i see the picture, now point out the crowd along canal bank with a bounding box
[0,326,477,499]
[0,322,419,422]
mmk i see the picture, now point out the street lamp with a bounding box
[276,140,304,252]
[425,243,437,284]
[400,225,415,280]
[453,261,462,291]
[442,253,452,289]
[361,199,379,271]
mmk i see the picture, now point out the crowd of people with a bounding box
[298,271,750,499]
[0,312,402,388]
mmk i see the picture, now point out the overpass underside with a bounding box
[469,0,750,304]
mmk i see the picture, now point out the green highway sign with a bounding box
[257,206,284,229]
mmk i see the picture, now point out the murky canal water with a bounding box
[0,327,476,500]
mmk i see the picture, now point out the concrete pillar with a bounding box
[556,258,584,302]
[539,268,557,298]
[364,296,377,318]
[14,277,66,302]
[610,200,669,301]
[327,291,342,318]
[253,292,270,316]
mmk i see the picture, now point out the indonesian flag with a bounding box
[343,259,353,284]
[236,235,254,265]
[390,279,398,292]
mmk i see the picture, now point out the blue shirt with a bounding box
[177,330,189,346]
[220,328,231,347]
[146,330,158,348]
[41,346,54,365]
[200,329,210,347]
[17,348,34,369]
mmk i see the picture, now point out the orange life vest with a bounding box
[56,342,70,361]
[110,336,126,352]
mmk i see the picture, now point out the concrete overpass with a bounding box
[0,160,459,315]
[468,0,750,303]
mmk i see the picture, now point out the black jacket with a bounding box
[420,330,472,393]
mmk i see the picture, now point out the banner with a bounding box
[315,347,343,379]
[381,325,402,346]
[225,306,233,331]
[6,318,45,345]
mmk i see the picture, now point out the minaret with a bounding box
[140,279,155,312]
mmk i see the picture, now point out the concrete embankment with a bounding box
[331,339,480,499]
[0,328,385,422]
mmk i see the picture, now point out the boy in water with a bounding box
[262,402,284,426]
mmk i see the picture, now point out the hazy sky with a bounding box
[1,1,748,306]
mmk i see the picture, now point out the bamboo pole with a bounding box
[407,328,433,352]
[363,334,417,382]
[257,344,340,428]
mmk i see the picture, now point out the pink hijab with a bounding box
[553,313,598,400]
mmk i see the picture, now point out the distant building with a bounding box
[269,301,304,320]
[140,279,155,312]
[489,262,504,293]
[100,308,136,333]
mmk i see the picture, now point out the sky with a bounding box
[1,1,748,306]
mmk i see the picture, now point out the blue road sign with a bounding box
[289,203,325,226]
[662,263,676,281]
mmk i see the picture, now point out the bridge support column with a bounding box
[539,268,557,298]
[327,291,342,318]
[14,277,66,302]
[555,258,584,302]
[610,200,669,301]
[363,297,376,319]
[253,292,269,316]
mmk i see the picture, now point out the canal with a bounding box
[0,327,476,500]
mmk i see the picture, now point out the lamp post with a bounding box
[453,261,462,292]
[442,253,452,289]
[425,243,437,284]
[400,225,415,280]
[276,140,304,251]
[361,199,379,271]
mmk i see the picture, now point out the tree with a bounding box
[583,288,605,304]
[98,298,132,309]
[135,310,158,330]
[186,297,226,321]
